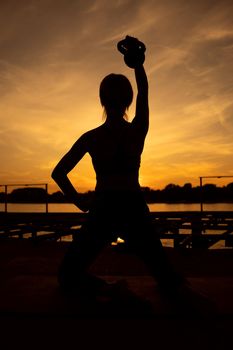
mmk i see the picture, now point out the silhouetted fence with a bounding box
[0,211,233,249]
[0,184,49,213]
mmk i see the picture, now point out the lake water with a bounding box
[1,202,233,213]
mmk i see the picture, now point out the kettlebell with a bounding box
[117,35,146,68]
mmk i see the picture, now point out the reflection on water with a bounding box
[1,202,233,213]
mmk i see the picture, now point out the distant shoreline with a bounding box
[1,182,233,204]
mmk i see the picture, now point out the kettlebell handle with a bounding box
[117,36,146,55]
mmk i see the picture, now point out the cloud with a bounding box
[0,0,233,189]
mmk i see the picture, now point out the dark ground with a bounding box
[0,240,233,349]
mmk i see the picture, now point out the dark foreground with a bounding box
[0,240,233,348]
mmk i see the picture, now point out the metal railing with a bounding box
[0,183,49,213]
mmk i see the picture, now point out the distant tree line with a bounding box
[0,183,233,203]
[142,183,233,203]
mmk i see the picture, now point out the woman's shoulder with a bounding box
[86,124,106,136]
[79,124,106,143]
[80,120,143,141]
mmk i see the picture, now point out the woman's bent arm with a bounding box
[51,134,89,212]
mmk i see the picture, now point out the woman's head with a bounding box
[99,74,133,118]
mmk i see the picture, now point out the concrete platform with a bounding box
[0,240,233,348]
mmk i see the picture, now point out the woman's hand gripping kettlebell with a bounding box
[117,35,146,68]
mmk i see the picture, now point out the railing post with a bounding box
[45,183,48,213]
[200,177,203,213]
[4,185,8,213]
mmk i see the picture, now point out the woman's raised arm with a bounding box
[132,65,149,134]
[117,36,149,134]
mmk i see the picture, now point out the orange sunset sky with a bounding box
[0,0,233,193]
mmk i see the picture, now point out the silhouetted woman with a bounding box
[52,36,184,296]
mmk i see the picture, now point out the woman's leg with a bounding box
[123,198,186,290]
[58,212,114,292]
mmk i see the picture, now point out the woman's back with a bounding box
[85,118,146,192]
